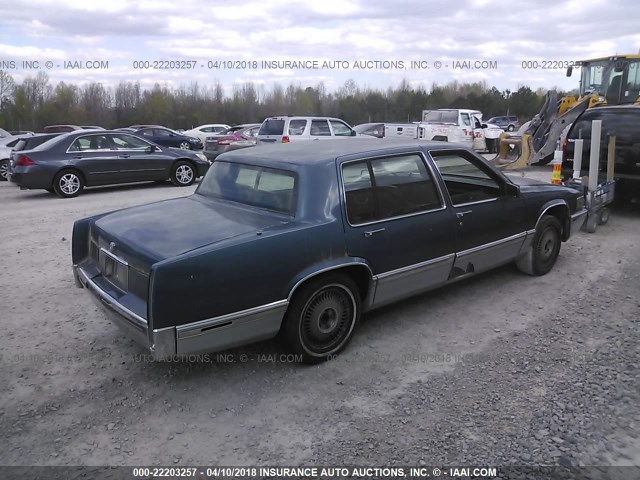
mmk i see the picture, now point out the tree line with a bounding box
[0,71,567,131]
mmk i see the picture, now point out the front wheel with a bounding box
[516,215,562,276]
[53,170,84,198]
[284,273,361,364]
[507,125,515,132]
[0,159,8,181]
[179,141,191,150]
[170,161,195,186]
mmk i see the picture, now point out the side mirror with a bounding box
[566,66,573,77]
[145,145,157,153]
[504,182,519,197]
[351,129,357,136]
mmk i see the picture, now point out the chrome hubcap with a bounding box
[0,162,7,179]
[540,230,556,260]
[179,142,190,150]
[176,165,193,184]
[60,173,80,194]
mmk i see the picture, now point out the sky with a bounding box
[0,0,639,94]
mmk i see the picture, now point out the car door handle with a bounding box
[364,228,385,237]
[456,210,473,218]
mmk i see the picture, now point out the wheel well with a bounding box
[540,205,570,241]
[173,158,197,173]
[54,167,86,187]
[289,264,373,303]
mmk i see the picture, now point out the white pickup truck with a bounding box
[418,109,503,153]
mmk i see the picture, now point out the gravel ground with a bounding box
[0,179,638,478]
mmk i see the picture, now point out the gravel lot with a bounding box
[0,178,639,475]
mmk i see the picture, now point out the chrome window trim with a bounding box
[457,231,527,258]
[452,197,499,208]
[65,133,155,154]
[176,299,289,339]
[339,150,447,228]
[75,266,147,329]
[374,253,455,280]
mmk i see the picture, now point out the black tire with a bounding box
[516,215,562,276]
[507,124,515,132]
[52,170,84,198]
[170,161,195,187]
[284,273,361,364]
[179,141,191,150]
[0,159,8,181]
[584,214,598,233]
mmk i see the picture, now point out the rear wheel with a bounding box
[284,273,361,364]
[170,161,195,186]
[53,170,84,198]
[0,159,8,181]
[507,125,515,132]
[516,215,562,276]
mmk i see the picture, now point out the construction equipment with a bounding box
[491,54,640,169]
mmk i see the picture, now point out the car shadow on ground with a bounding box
[2,180,200,200]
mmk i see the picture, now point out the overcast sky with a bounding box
[0,0,639,94]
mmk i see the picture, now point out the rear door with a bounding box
[310,119,332,141]
[341,151,457,307]
[67,134,120,185]
[428,149,527,277]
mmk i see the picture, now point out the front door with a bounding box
[428,149,527,277]
[110,133,170,182]
[341,152,457,307]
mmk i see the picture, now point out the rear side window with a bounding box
[342,154,442,224]
[310,120,331,136]
[197,161,297,215]
[259,119,285,135]
[288,119,307,136]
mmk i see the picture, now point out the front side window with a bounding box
[460,113,471,127]
[69,135,112,151]
[310,120,331,136]
[111,134,150,150]
[342,154,441,225]
[197,161,297,215]
[330,120,353,136]
[153,129,171,137]
[431,151,501,205]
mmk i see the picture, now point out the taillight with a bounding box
[281,136,290,143]
[16,154,35,166]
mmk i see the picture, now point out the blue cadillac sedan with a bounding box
[72,139,587,363]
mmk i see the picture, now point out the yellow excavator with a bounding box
[492,53,640,168]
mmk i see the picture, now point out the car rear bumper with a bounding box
[73,263,286,359]
[74,264,177,359]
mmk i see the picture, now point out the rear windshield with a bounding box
[258,119,285,136]
[197,161,297,215]
[423,111,458,124]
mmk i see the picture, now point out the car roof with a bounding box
[221,139,466,168]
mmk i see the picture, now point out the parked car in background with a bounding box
[0,127,12,138]
[257,116,358,144]
[8,130,34,136]
[72,139,586,364]
[132,126,203,150]
[8,130,210,197]
[80,125,105,130]
[562,105,640,198]
[43,125,82,133]
[0,134,32,148]
[204,124,261,160]
[486,116,520,132]
[183,124,232,144]
[0,146,10,180]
